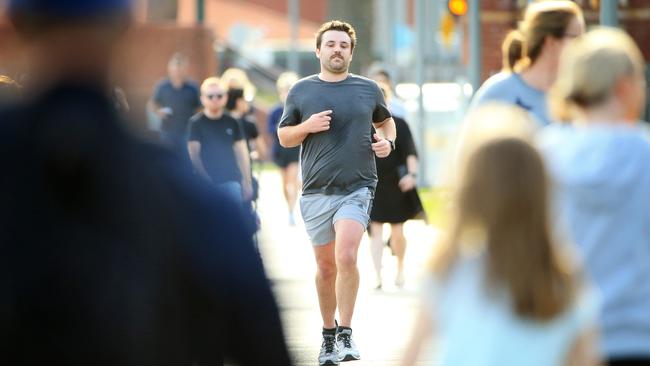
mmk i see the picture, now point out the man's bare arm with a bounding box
[371,117,397,158]
[188,141,211,181]
[278,110,332,147]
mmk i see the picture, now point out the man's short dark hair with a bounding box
[315,20,357,51]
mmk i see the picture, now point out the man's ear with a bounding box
[315,47,321,60]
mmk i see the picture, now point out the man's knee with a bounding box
[316,258,337,279]
[335,249,358,271]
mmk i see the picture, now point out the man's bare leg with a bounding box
[313,241,337,329]
[333,219,365,327]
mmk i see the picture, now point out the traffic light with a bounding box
[448,0,468,17]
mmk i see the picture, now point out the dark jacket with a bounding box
[0,83,291,365]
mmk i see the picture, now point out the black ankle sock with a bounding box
[322,327,337,336]
[338,326,352,333]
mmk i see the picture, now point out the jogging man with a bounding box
[278,20,396,365]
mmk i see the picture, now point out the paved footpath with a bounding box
[255,169,438,366]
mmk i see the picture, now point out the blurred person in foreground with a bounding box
[268,71,301,225]
[149,53,201,161]
[368,81,424,290]
[471,0,585,126]
[278,20,395,365]
[401,105,600,366]
[539,27,650,365]
[0,1,290,365]
[188,78,253,203]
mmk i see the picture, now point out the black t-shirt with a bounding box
[238,117,259,148]
[189,113,244,184]
[153,79,201,135]
[279,74,391,195]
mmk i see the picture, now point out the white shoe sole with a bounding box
[339,353,360,362]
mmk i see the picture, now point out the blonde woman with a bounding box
[471,1,585,126]
[540,28,650,366]
[401,106,599,366]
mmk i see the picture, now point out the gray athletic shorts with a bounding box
[299,187,374,246]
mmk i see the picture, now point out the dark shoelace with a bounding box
[338,333,352,348]
[322,336,336,353]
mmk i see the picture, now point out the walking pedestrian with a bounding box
[470,1,585,126]
[188,77,253,202]
[226,87,266,167]
[401,110,599,366]
[278,20,396,365]
[150,53,201,160]
[368,82,424,290]
[0,1,291,364]
[268,71,301,225]
[539,27,650,365]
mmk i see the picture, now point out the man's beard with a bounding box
[324,56,349,73]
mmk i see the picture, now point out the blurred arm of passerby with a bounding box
[565,331,601,366]
[251,126,268,161]
[398,154,418,192]
[187,140,212,182]
[399,303,433,366]
[149,94,172,120]
[234,139,253,200]
[112,86,129,112]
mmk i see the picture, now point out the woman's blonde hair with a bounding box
[276,71,299,94]
[507,1,583,71]
[221,67,256,101]
[501,30,525,71]
[435,105,576,320]
[550,27,646,121]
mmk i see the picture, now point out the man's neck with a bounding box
[204,109,224,119]
[318,70,349,83]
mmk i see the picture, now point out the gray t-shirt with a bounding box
[279,74,391,195]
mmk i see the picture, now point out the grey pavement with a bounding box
[255,169,438,366]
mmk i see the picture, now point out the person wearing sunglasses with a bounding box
[188,77,253,202]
